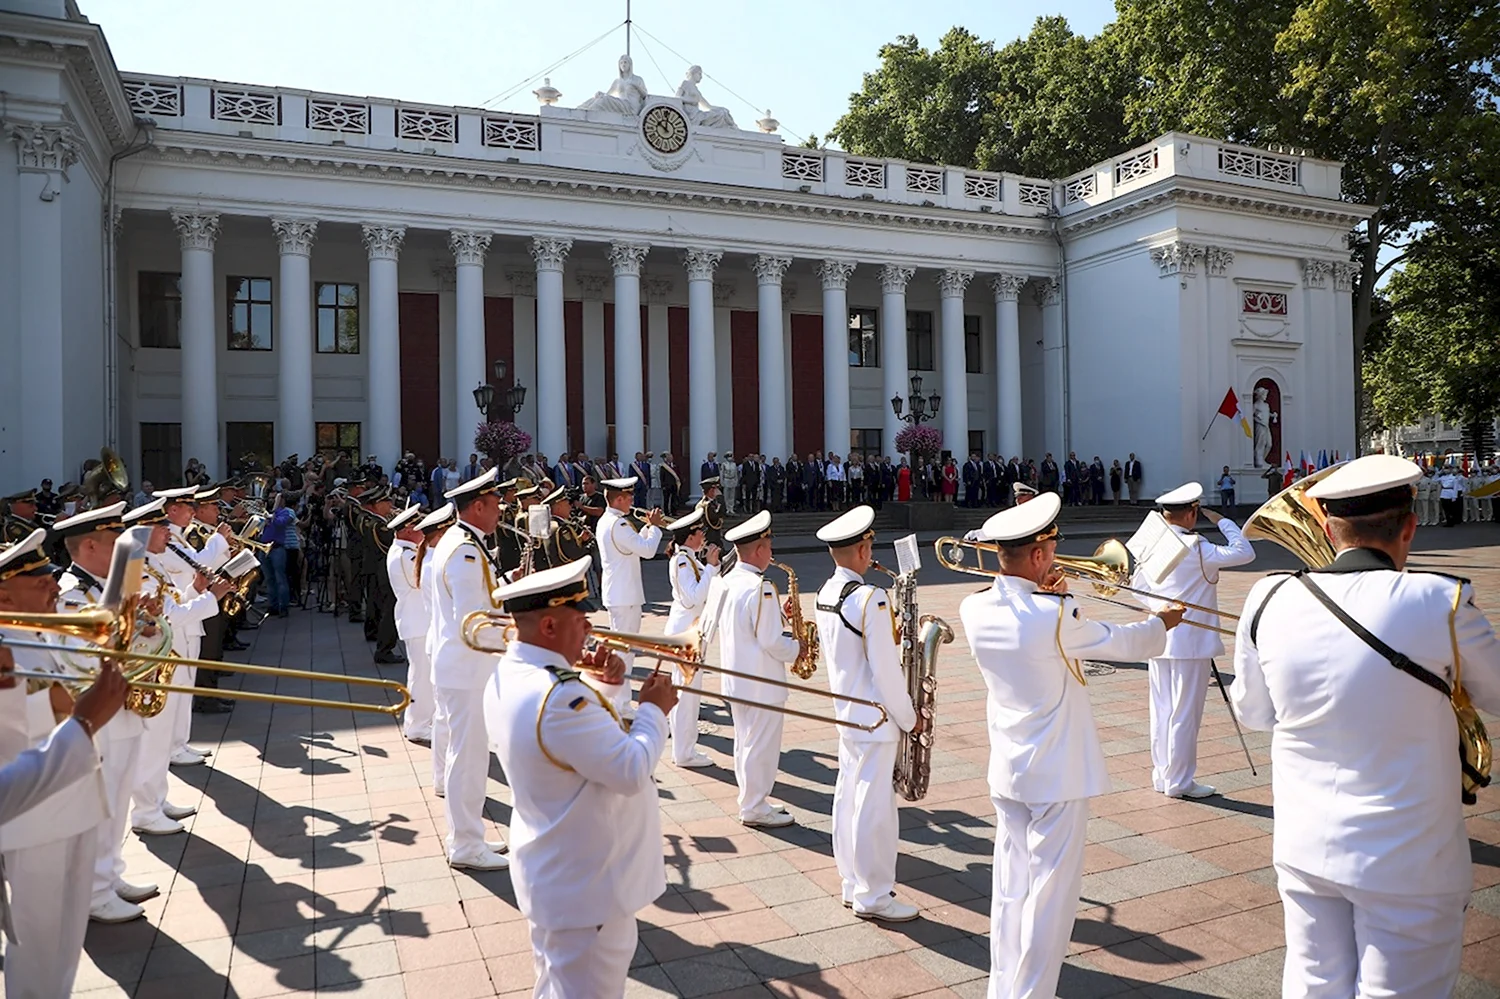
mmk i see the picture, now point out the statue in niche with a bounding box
[1252,380,1281,468]
[676,66,736,129]
[578,54,648,115]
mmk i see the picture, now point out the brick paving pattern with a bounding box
[27,526,1500,998]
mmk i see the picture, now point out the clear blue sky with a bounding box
[85,0,1117,147]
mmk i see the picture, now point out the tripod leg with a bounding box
[1208,659,1256,776]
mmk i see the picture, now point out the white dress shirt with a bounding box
[665,548,714,634]
[1231,549,1500,895]
[483,641,667,930]
[1130,518,1254,658]
[961,575,1167,802]
[386,539,429,641]
[429,520,503,691]
[598,507,662,609]
[814,567,914,742]
[717,563,801,707]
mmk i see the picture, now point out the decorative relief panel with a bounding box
[397,108,458,143]
[781,151,823,182]
[482,116,540,150]
[1113,148,1159,185]
[962,174,999,201]
[211,88,280,125]
[1242,291,1288,316]
[844,159,887,189]
[906,167,944,195]
[1017,182,1052,209]
[1217,147,1299,186]
[1238,285,1292,340]
[307,100,369,134]
[1063,174,1097,204]
[123,80,182,117]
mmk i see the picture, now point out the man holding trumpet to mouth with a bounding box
[485,556,678,998]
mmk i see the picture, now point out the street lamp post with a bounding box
[890,371,941,427]
[473,358,528,423]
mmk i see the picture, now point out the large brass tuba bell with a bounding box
[81,447,130,509]
[1241,465,1342,568]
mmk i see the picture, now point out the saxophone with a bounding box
[771,561,820,679]
[873,561,953,802]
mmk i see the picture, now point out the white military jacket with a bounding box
[146,550,219,655]
[1231,547,1500,895]
[717,562,801,706]
[665,546,714,634]
[1130,518,1254,659]
[598,506,662,608]
[814,566,915,742]
[483,641,667,930]
[429,519,503,690]
[385,539,428,641]
[56,565,145,743]
[417,533,444,682]
[961,574,1167,803]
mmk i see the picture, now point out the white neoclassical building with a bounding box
[0,0,1367,495]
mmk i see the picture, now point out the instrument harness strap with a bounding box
[1295,573,1451,698]
[1248,575,1295,645]
[815,581,866,638]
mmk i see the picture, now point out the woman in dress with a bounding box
[941,458,958,503]
[897,459,912,502]
[1110,460,1123,504]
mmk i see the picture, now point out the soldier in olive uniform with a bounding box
[490,479,523,575]
[359,486,403,664]
[2,488,40,543]
[696,477,726,554]
[540,485,594,570]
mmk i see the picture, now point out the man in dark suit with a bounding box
[700,452,719,484]
[1063,452,1081,506]
[460,453,481,482]
[1126,453,1144,504]
[741,456,761,512]
[1040,453,1060,495]
[631,452,650,508]
[981,455,998,507]
[961,453,980,508]
[1089,456,1106,504]
[866,454,883,509]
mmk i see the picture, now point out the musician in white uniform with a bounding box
[960,495,1178,999]
[413,504,455,795]
[484,557,678,998]
[50,504,160,923]
[1131,482,1254,798]
[0,530,110,999]
[813,506,919,923]
[718,511,804,828]
[596,476,664,714]
[1231,454,1500,999]
[385,505,433,745]
[662,508,719,768]
[429,469,510,871]
[125,500,227,835]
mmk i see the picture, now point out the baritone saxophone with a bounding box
[875,544,953,802]
[771,561,820,680]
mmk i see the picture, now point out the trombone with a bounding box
[933,536,1237,636]
[460,612,890,732]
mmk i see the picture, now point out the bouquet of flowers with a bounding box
[895,423,943,459]
[475,420,533,466]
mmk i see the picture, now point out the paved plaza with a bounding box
[29,526,1500,998]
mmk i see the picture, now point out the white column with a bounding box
[362,224,405,470]
[172,209,221,478]
[434,265,458,459]
[991,274,1026,460]
[714,281,735,455]
[609,242,649,461]
[880,264,915,461]
[449,229,491,465]
[645,280,671,453]
[752,254,792,460]
[938,268,973,458]
[1038,278,1065,462]
[271,218,317,465]
[579,273,608,455]
[819,261,856,457]
[684,249,722,478]
[507,270,538,449]
[532,236,572,460]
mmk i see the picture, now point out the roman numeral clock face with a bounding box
[642,105,689,154]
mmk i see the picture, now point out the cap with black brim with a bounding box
[491,556,593,613]
[978,493,1065,547]
[1306,455,1419,518]
[816,505,876,549]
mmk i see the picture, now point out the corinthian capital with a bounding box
[682,248,722,282]
[879,264,915,294]
[938,268,974,299]
[530,235,572,272]
[361,224,406,261]
[1301,257,1333,289]
[819,259,856,291]
[1149,240,1205,278]
[449,229,492,266]
[990,273,1027,303]
[751,254,792,286]
[1033,277,1060,307]
[1332,260,1360,292]
[1204,246,1235,277]
[608,241,650,277]
[5,120,80,174]
[171,209,221,251]
[576,272,610,300]
[270,217,318,257]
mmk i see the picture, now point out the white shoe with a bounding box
[163,802,197,821]
[675,752,714,769]
[90,896,145,924]
[189,745,211,757]
[114,880,159,903]
[741,810,795,829]
[433,787,446,798]
[855,899,920,923]
[131,816,185,836]
[449,849,509,871]
[169,749,205,767]
[1168,781,1218,799]
[486,841,510,855]
[845,890,896,909]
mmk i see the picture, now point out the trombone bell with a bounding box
[1051,540,1132,595]
[462,610,514,654]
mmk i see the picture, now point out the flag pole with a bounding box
[1200,412,1218,441]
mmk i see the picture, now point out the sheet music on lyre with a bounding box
[1124,511,1189,584]
[893,534,921,577]
[698,573,729,645]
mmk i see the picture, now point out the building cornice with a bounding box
[0,14,134,150]
[1060,179,1371,236]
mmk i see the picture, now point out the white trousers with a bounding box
[529,914,637,999]
[93,732,143,905]
[668,665,705,763]
[731,703,785,819]
[431,674,450,797]
[723,484,739,514]
[1147,657,1210,795]
[403,642,435,740]
[168,643,199,756]
[605,605,641,715]
[2,830,95,999]
[988,796,1089,999]
[436,684,495,862]
[1277,863,1467,999]
[129,701,177,826]
[833,738,900,911]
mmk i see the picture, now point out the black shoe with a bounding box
[348,615,365,623]
[373,652,406,665]
[192,697,231,714]
[277,610,290,618]
[239,621,259,631]
[222,639,249,652]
